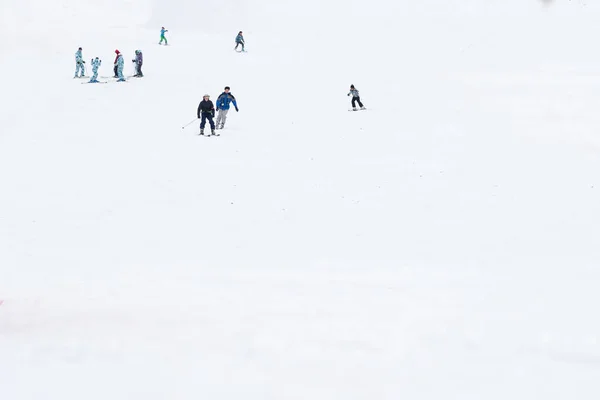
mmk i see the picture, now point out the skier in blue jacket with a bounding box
[89,57,101,83]
[115,50,125,82]
[215,86,239,129]
[234,31,245,52]
[74,47,85,78]
[159,27,168,45]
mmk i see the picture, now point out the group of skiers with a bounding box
[197,86,239,136]
[75,28,364,136]
[74,47,143,83]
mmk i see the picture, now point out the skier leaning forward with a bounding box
[215,86,238,129]
[197,94,216,136]
[348,84,366,110]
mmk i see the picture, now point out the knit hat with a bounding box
[115,49,120,54]
[350,84,355,89]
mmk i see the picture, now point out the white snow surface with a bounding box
[1,0,600,398]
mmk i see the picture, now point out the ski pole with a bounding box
[181,118,198,129]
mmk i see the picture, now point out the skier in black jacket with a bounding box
[197,94,216,136]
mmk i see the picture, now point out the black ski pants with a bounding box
[136,62,143,76]
[200,114,215,130]
[114,65,118,77]
[352,96,363,108]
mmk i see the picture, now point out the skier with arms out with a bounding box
[215,86,238,130]
[74,47,86,78]
[235,31,245,52]
[348,84,366,111]
[159,27,168,45]
[132,50,143,77]
[197,94,216,136]
[88,57,101,83]
[114,50,125,82]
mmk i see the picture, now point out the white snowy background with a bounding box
[1,0,600,398]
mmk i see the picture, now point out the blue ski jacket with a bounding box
[235,34,244,44]
[216,92,238,110]
[348,89,360,98]
[75,50,83,63]
[161,28,168,36]
[91,58,101,72]
[116,54,124,68]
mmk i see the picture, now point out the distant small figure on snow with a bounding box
[235,31,245,52]
[159,27,169,45]
[132,50,143,77]
[348,84,366,111]
[74,47,86,78]
[197,94,216,136]
[114,50,125,82]
[89,57,101,83]
[113,49,121,78]
[215,86,239,130]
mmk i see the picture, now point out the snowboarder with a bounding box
[132,50,143,77]
[113,49,121,78]
[74,47,86,78]
[215,86,238,129]
[89,57,101,83]
[114,50,125,82]
[197,94,216,136]
[348,84,365,110]
[235,31,245,52]
[159,27,168,45]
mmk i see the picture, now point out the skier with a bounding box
[347,84,366,110]
[234,31,245,52]
[88,57,101,83]
[159,27,168,45]
[215,86,238,130]
[113,49,121,78]
[115,50,125,82]
[197,94,216,136]
[132,50,143,77]
[74,47,86,78]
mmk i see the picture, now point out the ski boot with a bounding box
[200,128,205,136]
[212,129,218,136]
[352,107,357,111]
[360,106,366,110]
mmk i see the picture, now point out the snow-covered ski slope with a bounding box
[2,0,600,398]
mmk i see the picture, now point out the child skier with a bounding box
[235,31,245,52]
[113,49,121,78]
[74,47,86,78]
[347,84,366,110]
[159,27,168,45]
[132,50,143,77]
[215,86,239,130]
[89,57,101,83]
[114,50,125,82]
[197,94,216,136]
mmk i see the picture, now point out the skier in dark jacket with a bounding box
[235,31,245,52]
[197,94,216,136]
[132,50,143,77]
